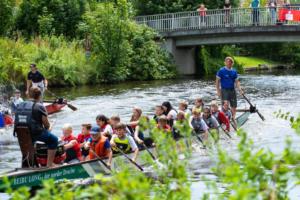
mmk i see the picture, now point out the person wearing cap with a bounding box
[10,89,24,115]
[61,123,82,163]
[26,63,48,97]
[110,123,139,162]
[88,126,112,167]
[216,57,243,123]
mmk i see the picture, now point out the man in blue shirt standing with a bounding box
[216,57,243,124]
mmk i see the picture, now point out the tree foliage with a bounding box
[16,0,86,38]
[0,0,15,36]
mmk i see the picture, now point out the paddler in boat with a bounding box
[172,111,186,140]
[221,100,232,121]
[127,107,142,133]
[192,98,204,113]
[26,63,48,98]
[216,56,243,126]
[15,87,58,167]
[189,109,209,140]
[88,126,112,167]
[61,123,82,163]
[157,115,172,133]
[96,114,113,139]
[202,107,219,129]
[153,105,165,123]
[133,116,154,148]
[162,101,177,127]
[77,123,92,161]
[210,101,230,133]
[110,123,139,162]
[178,100,191,116]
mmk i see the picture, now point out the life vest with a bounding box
[62,135,81,162]
[222,108,232,120]
[203,117,215,129]
[89,136,109,159]
[191,118,205,132]
[113,136,131,153]
[14,101,34,127]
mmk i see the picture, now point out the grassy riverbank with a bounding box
[234,56,279,69]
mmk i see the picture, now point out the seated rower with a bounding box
[178,100,191,116]
[157,115,171,133]
[172,111,186,139]
[153,105,164,123]
[133,116,154,148]
[127,107,142,133]
[77,123,92,161]
[222,100,232,120]
[162,101,177,127]
[110,115,121,134]
[88,126,112,167]
[61,123,82,163]
[210,101,230,133]
[189,109,209,140]
[110,123,139,162]
[192,98,204,113]
[96,114,113,139]
[202,107,219,129]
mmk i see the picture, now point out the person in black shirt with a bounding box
[26,64,48,97]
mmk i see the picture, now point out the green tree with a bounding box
[0,0,15,36]
[16,0,86,38]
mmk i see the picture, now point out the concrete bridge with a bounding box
[136,7,300,74]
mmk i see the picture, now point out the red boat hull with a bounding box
[45,103,66,115]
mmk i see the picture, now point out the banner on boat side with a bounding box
[278,9,300,22]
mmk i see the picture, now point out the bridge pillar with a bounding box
[163,38,196,75]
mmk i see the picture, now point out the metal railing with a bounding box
[135,7,300,32]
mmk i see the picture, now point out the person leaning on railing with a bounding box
[197,3,207,27]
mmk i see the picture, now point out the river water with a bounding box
[1,69,300,198]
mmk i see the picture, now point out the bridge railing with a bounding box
[135,7,300,32]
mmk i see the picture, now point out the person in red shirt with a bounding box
[61,123,82,163]
[77,123,92,161]
[157,115,171,133]
[210,101,230,133]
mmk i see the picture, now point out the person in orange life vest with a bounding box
[110,123,139,162]
[210,101,230,133]
[96,114,113,139]
[157,115,171,133]
[61,123,82,163]
[127,107,142,132]
[77,123,92,161]
[88,126,112,167]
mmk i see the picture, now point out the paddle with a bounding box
[114,146,144,171]
[89,149,112,171]
[242,94,265,121]
[142,143,157,161]
[45,90,78,111]
[192,131,206,148]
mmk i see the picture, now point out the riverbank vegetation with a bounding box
[5,113,300,199]
[0,0,176,86]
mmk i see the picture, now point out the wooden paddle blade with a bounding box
[67,103,77,111]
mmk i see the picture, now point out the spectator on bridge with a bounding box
[197,4,207,27]
[268,0,277,24]
[224,0,232,27]
[251,0,260,26]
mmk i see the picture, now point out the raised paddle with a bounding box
[45,90,78,111]
[114,146,144,171]
[242,93,265,121]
